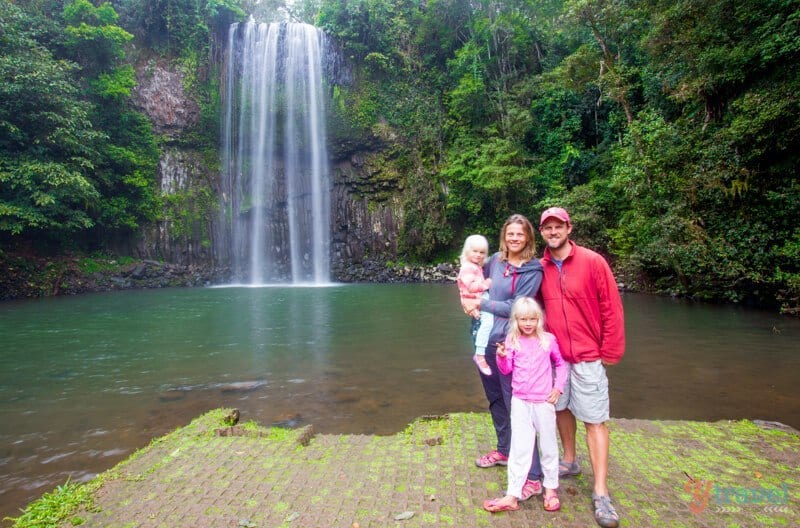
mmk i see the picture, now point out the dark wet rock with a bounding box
[158,389,188,403]
[271,413,303,428]
[218,380,268,393]
[753,420,799,434]
[332,257,457,285]
[223,409,240,426]
[130,264,147,279]
[214,425,268,437]
[296,425,315,446]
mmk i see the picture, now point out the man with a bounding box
[538,207,625,528]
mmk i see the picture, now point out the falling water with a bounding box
[220,21,331,284]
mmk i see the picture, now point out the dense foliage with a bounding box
[312,0,800,313]
[0,0,244,251]
[0,0,156,248]
[1,0,798,313]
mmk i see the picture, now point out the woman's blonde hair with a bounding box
[459,234,490,266]
[507,297,549,350]
[499,214,536,263]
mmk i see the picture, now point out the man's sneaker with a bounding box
[475,450,508,468]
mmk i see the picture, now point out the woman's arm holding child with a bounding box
[464,264,490,294]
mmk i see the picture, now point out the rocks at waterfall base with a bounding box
[0,252,457,300]
[0,253,227,300]
[332,259,456,284]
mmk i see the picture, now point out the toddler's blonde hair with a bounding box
[459,234,490,266]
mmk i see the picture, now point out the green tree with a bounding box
[0,0,101,239]
[564,0,648,125]
[443,134,537,235]
[114,0,245,55]
[608,0,800,308]
[62,0,133,75]
[59,0,161,242]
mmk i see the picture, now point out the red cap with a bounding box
[539,207,571,227]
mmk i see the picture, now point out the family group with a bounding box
[456,207,625,528]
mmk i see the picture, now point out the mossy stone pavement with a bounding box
[57,410,798,527]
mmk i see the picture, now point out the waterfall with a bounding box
[220,21,331,284]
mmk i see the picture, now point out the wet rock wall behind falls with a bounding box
[128,58,405,280]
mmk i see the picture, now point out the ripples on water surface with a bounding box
[1,284,798,521]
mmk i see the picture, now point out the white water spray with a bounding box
[220,21,331,284]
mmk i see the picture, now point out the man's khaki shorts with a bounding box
[555,360,610,424]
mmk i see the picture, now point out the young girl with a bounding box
[483,297,567,513]
[456,234,493,375]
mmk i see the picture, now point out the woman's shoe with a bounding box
[475,450,508,467]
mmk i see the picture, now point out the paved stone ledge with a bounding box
[49,410,799,527]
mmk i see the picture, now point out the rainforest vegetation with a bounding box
[1,0,799,314]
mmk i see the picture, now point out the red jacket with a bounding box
[539,241,625,365]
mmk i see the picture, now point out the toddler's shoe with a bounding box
[474,354,492,376]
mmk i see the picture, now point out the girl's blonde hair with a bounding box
[460,234,490,266]
[507,297,549,350]
[498,214,536,263]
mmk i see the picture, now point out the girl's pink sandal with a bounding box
[543,492,561,512]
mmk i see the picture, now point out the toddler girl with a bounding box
[456,234,493,375]
[483,296,567,513]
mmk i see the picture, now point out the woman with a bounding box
[463,214,545,499]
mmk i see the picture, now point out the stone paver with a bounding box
[47,410,800,527]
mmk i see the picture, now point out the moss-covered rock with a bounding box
[12,411,799,528]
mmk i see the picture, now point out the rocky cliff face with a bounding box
[136,147,218,266]
[131,59,201,137]
[331,152,403,265]
[130,57,404,280]
[130,58,218,268]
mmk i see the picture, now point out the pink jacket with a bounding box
[539,241,625,365]
[497,333,567,403]
[457,261,490,301]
